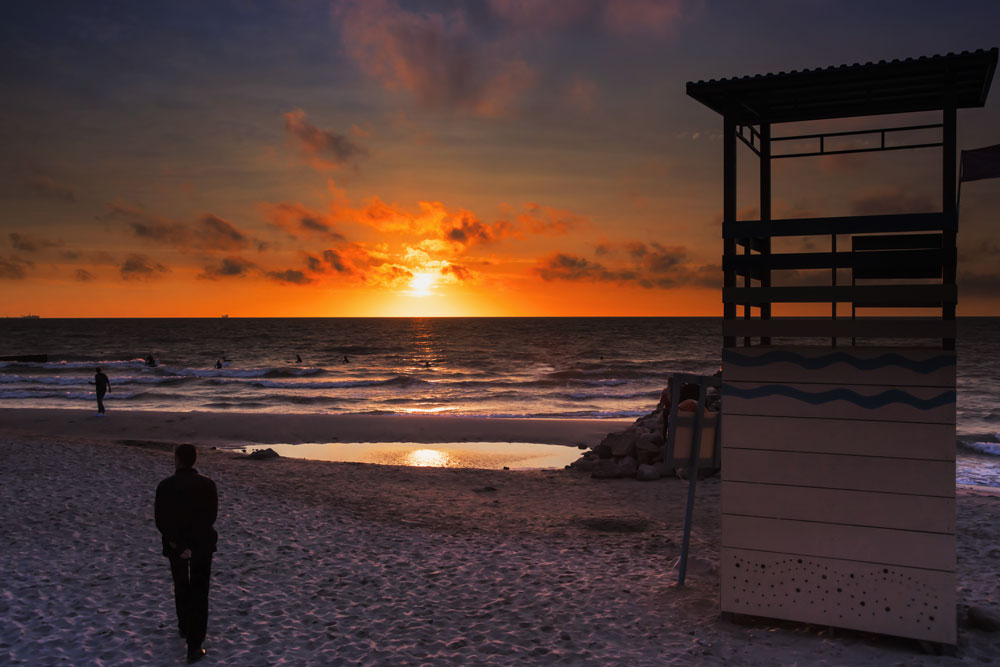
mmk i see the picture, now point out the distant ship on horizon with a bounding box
[20,314,39,319]
[221,314,229,319]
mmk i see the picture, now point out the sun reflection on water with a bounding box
[405,448,451,467]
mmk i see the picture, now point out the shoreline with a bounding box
[0,407,631,448]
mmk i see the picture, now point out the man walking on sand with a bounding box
[155,444,218,664]
[93,367,110,415]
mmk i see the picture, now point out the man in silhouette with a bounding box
[155,444,218,664]
[93,367,110,415]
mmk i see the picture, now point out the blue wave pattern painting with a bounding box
[722,383,956,411]
[722,350,955,374]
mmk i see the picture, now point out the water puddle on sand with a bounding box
[241,441,582,470]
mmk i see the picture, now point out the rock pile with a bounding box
[569,380,720,481]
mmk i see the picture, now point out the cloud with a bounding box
[120,254,169,280]
[198,256,258,280]
[8,232,62,252]
[74,269,94,282]
[283,109,367,170]
[105,202,260,252]
[850,186,936,216]
[336,0,537,116]
[440,262,474,282]
[533,241,716,289]
[267,202,346,242]
[0,256,33,279]
[266,269,312,285]
[489,0,590,29]
[489,0,688,37]
[24,174,76,203]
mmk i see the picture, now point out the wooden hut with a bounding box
[687,49,997,645]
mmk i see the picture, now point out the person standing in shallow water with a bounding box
[93,367,110,415]
[155,444,218,664]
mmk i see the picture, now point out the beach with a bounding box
[1,411,999,665]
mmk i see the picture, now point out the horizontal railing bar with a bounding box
[773,142,942,159]
[723,284,956,305]
[723,212,956,239]
[724,248,948,273]
[771,122,943,142]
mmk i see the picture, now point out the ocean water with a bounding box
[1,317,999,427]
[2,316,998,482]
[0,317,720,419]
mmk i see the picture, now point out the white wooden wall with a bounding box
[720,346,956,644]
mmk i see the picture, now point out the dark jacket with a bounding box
[94,372,110,395]
[155,468,218,558]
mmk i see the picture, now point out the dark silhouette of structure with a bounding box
[155,443,218,664]
[93,367,110,415]
[688,48,997,646]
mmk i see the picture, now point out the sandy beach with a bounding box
[1,412,999,665]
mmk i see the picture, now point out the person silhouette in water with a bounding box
[215,360,222,369]
[295,354,302,363]
[93,367,110,416]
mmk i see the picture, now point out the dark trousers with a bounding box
[96,391,106,413]
[169,554,213,648]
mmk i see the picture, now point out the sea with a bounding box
[1,317,998,483]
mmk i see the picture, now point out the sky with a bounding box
[1,0,999,317]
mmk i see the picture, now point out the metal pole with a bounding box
[678,382,707,586]
[724,116,737,348]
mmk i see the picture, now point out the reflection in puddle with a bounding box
[243,441,580,470]
[406,448,450,467]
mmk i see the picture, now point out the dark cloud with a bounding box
[533,241,714,289]
[198,256,257,280]
[107,202,260,252]
[8,232,62,252]
[120,254,169,280]
[197,214,248,251]
[268,202,346,242]
[266,269,312,285]
[283,109,367,170]
[0,256,33,279]
[74,268,94,282]
[440,263,473,281]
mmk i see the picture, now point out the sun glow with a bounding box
[408,271,437,297]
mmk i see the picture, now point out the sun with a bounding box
[408,271,437,297]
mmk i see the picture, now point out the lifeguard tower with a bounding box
[687,49,997,645]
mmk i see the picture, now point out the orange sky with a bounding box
[1,1,998,317]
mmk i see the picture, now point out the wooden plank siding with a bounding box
[720,346,956,643]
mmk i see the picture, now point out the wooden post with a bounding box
[942,104,957,351]
[724,116,737,348]
[760,124,771,346]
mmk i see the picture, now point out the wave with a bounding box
[960,441,1000,457]
[0,374,195,387]
[156,365,326,379]
[217,375,428,390]
[0,389,141,400]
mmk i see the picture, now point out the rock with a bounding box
[570,456,597,472]
[594,439,614,459]
[605,432,636,458]
[617,456,638,478]
[635,434,660,453]
[246,448,279,460]
[636,463,661,481]
[591,459,620,479]
[963,605,1000,632]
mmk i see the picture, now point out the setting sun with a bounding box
[408,271,437,297]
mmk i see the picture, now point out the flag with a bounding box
[961,143,1000,183]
